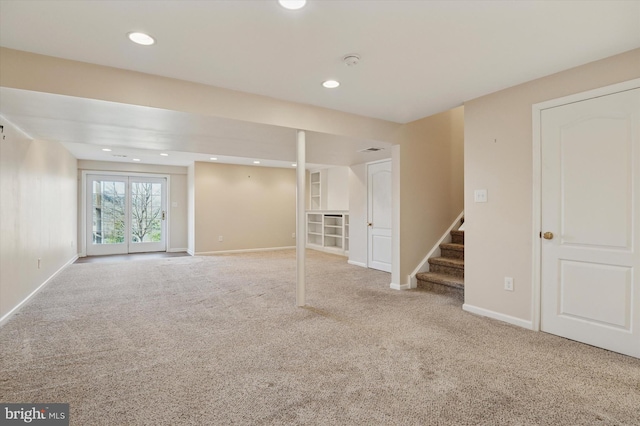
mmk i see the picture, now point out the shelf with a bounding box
[306,210,349,257]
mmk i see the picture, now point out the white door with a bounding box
[86,175,167,256]
[367,161,392,272]
[541,87,640,358]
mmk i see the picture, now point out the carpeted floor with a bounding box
[1,249,639,425]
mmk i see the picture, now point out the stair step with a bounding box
[416,272,464,289]
[415,272,464,301]
[440,242,464,260]
[428,256,464,278]
[451,230,464,245]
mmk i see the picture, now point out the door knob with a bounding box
[543,232,553,240]
[367,222,373,227]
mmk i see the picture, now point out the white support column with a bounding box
[296,130,306,307]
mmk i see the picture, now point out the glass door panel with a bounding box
[86,176,128,256]
[129,178,166,253]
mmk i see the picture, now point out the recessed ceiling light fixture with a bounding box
[278,0,306,10]
[160,153,169,156]
[102,148,112,152]
[133,158,141,162]
[209,157,218,161]
[322,80,340,89]
[253,160,261,164]
[128,32,155,46]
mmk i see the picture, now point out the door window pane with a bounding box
[131,182,163,243]
[92,181,126,244]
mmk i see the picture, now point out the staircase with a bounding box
[416,229,464,301]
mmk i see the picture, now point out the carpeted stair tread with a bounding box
[440,242,464,252]
[416,272,464,290]
[428,256,464,269]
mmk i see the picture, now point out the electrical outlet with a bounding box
[474,189,488,203]
[218,236,223,242]
[504,277,514,291]
[292,232,296,238]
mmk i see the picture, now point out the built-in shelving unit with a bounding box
[306,210,349,256]
[310,171,321,210]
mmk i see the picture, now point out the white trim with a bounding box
[463,304,534,330]
[348,260,367,268]
[409,211,464,289]
[167,248,188,253]
[196,246,295,255]
[531,78,640,333]
[0,255,78,327]
[390,282,410,291]
[187,249,195,256]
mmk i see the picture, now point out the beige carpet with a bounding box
[1,249,639,425]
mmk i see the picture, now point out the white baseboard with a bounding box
[462,304,534,330]
[409,211,464,289]
[348,260,367,268]
[167,248,188,253]
[196,246,295,255]
[390,282,411,291]
[0,254,78,327]
[187,248,195,256]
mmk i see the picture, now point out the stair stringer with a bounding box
[409,211,464,289]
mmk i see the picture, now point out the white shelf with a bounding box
[306,210,349,256]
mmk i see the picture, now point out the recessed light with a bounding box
[210,157,218,161]
[278,0,306,10]
[128,32,155,46]
[160,153,169,156]
[133,158,141,162]
[322,80,340,89]
[102,148,112,152]
[253,161,261,164]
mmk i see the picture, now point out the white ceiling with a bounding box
[0,1,638,167]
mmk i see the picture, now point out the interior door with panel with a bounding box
[367,160,392,273]
[540,87,640,358]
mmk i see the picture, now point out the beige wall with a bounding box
[399,106,465,283]
[77,161,189,251]
[0,118,77,320]
[194,162,296,253]
[464,48,640,322]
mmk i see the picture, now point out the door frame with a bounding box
[80,170,171,257]
[531,78,640,332]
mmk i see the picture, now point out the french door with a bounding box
[86,174,167,256]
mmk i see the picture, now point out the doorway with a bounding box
[536,82,639,358]
[86,174,167,256]
[367,160,392,272]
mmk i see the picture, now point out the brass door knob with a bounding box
[543,232,554,240]
[367,222,373,227]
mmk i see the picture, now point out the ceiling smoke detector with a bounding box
[343,54,360,67]
[359,147,383,153]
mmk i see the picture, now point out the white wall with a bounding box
[0,118,77,320]
[348,163,367,267]
[464,48,640,324]
[325,166,350,210]
[76,161,189,252]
